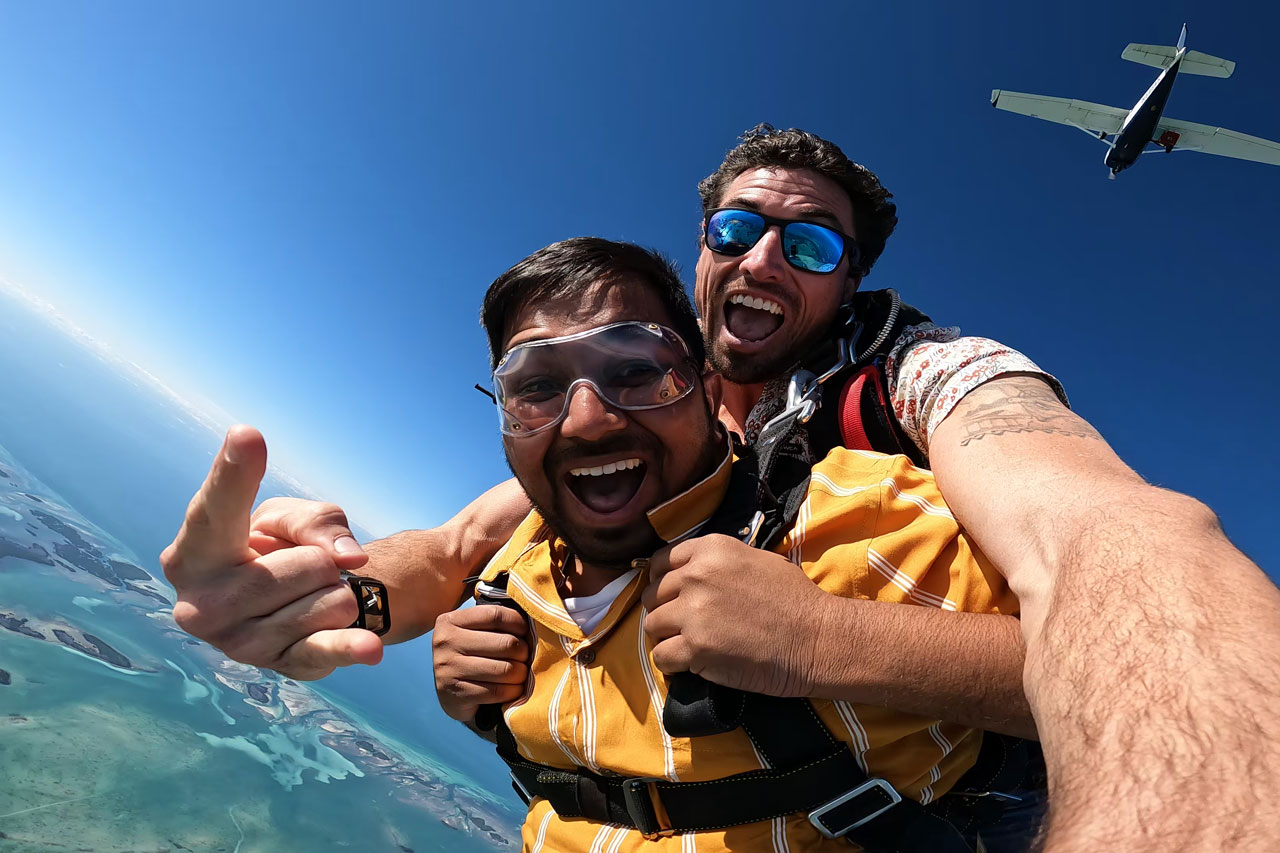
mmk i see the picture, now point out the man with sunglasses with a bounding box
[164,127,1280,851]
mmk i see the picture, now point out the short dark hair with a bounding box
[481,237,704,368]
[697,124,898,278]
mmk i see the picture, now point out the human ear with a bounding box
[700,370,724,418]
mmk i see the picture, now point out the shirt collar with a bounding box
[644,429,734,543]
[479,432,734,645]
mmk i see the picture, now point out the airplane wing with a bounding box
[1122,44,1235,78]
[1156,116,1280,165]
[990,90,1128,136]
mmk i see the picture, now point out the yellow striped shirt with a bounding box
[479,447,1018,852]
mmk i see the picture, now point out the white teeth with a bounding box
[569,458,642,477]
[728,293,783,316]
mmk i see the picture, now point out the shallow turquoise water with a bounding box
[0,441,520,852]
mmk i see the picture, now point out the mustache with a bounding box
[717,275,791,306]
[549,434,659,469]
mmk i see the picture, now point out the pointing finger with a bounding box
[168,425,268,579]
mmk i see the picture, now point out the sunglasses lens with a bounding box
[782,222,844,273]
[706,210,765,255]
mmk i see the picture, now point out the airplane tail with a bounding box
[1122,25,1236,78]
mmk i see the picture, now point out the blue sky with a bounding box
[0,2,1276,577]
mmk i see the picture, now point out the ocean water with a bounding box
[0,290,523,851]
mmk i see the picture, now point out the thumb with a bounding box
[252,501,370,571]
[281,628,384,679]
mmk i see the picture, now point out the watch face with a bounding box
[344,574,390,636]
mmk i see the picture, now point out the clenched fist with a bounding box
[433,604,531,723]
[641,533,834,697]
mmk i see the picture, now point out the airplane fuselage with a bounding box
[1105,50,1184,174]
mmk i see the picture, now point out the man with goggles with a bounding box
[493,321,699,437]
[165,126,1280,853]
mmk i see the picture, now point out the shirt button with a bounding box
[577,648,596,664]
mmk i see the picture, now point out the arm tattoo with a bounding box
[956,377,1103,446]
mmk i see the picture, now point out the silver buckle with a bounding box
[808,777,902,838]
[510,770,535,804]
[758,336,854,441]
[784,369,821,424]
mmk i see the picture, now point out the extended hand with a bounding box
[160,425,383,680]
[641,533,831,697]
[433,605,531,723]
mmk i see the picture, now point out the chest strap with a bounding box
[496,686,984,850]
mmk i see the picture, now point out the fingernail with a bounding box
[223,434,243,464]
[631,558,650,571]
[335,535,365,556]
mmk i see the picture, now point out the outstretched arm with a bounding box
[928,374,1280,851]
[358,478,531,643]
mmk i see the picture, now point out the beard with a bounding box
[505,407,726,573]
[705,335,801,385]
[536,504,665,572]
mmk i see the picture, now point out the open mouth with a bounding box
[723,293,784,343]
[564,458,648,515]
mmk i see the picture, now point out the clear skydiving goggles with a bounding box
[493,321,700,437]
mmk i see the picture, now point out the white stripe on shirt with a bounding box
[867,548,958,610]
[637,606,679,781]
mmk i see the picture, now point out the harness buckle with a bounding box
[509,770,535,806]
[621,777,669,838]
[808,777,902,839]
[783,369,822,424]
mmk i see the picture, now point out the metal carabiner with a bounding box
[784,369,822,424]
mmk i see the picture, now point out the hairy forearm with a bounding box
[930,374,1280,849]
[1033,491,1280,851]
[364,478,531,644]
[812,597,1037,739]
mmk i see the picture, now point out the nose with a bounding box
[558,381,627,442]
[737,224,789,283]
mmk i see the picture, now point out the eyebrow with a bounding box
[720,198,846,231]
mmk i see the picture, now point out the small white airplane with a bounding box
[991,24,1280,178]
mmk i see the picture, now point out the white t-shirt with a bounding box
[563,569,639,633]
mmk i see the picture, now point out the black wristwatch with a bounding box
[341,572,391,636]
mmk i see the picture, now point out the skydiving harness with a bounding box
[757,287,930,472]
[474,290,1044,849]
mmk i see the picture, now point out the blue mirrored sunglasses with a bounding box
[704,208,860,275]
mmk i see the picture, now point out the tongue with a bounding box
[724,303,782,342]
[571,468,645,514]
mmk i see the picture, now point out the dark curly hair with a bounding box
[697,124,898,278]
